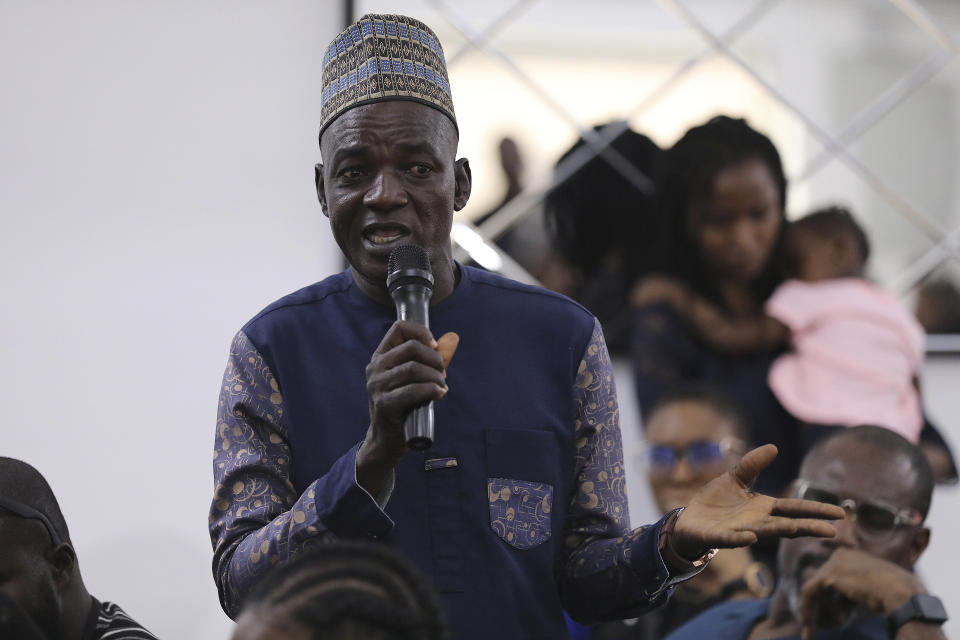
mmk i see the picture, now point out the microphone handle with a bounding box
[395,285,434,451]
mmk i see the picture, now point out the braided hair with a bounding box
[239,541,448,640]
[656,115,788,307]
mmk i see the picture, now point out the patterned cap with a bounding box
[319,14,457,138]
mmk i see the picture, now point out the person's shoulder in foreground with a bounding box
[87,599,159,640]
[665,425,948,640]
[0,457,158,640]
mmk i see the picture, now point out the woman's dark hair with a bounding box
[643,382,749,437]
[545,123,663,281]
[656,115,788,306]
[240,541,447,640]
[544,124,663,353]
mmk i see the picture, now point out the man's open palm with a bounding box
[672,445,846,559]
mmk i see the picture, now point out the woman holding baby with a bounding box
[630,115,956,492]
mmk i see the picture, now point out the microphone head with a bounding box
[387,244,434,293]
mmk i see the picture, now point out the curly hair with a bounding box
[791,205,870,266]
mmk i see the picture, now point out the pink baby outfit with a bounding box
[766,278,925,442]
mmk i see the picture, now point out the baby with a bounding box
[633,206,925,443]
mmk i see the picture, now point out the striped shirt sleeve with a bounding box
[92,600,158,640]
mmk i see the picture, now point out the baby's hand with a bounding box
[631,276,689,308]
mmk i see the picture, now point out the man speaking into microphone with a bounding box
[209,14,843,637]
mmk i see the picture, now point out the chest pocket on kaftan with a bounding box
[485,428,557,550]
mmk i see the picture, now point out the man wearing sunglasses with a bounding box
[665,425,948,640]
[0,457,157,640]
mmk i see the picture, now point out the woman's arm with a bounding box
[632,276,789,354]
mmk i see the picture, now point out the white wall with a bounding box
[0,2,341,637]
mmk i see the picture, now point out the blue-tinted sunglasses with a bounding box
[0,496,63,546]
[640,438,743,475]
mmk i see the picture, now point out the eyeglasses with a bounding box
[794,480,924,541]
[640,437,743,475]
[0,496,63,546]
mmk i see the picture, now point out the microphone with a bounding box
[386,244,435,451]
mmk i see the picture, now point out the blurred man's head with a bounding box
[777,426,933,623]
[915,277,960,334]
[233,542,447,640]
[641,385,748,513]
[0,457,83,640]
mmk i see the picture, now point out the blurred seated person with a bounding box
[0,457,158,640]
[232,541,447,640]
[0,592,45,640]
[634,207,954,480]
[592,386,772,639]
[665,425,948,640]
[544,123,663,354]
[915,277,960,335]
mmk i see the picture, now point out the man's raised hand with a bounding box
[672,445,845,559]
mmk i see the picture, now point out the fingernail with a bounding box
[430,339,438,348]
